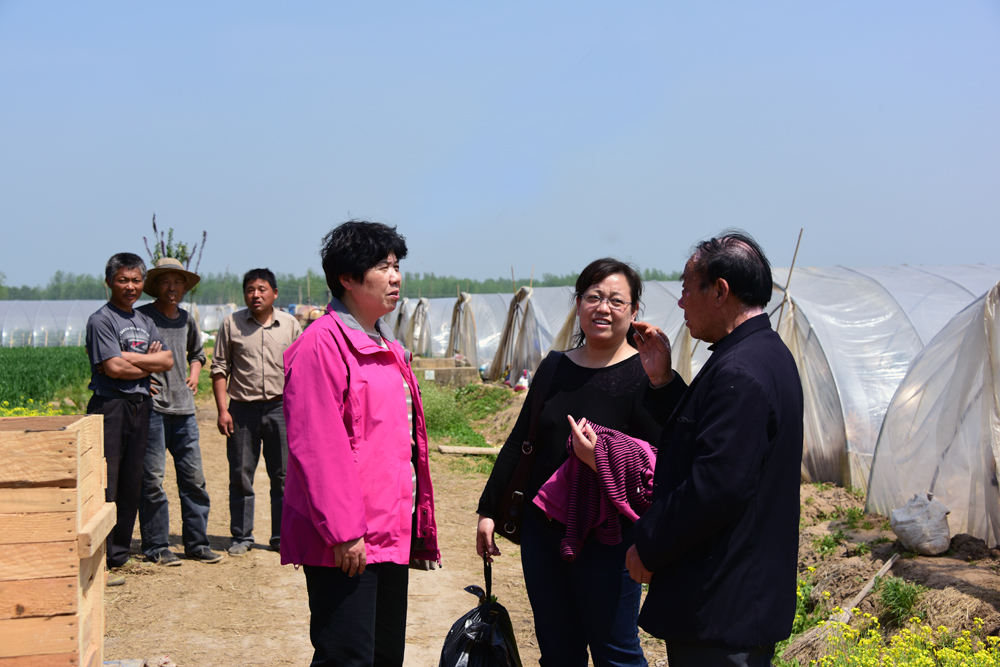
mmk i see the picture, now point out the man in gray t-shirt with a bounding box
[136,257,222,566]
[86,253,174,582]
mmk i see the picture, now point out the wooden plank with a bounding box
[437,445,502,455]
[72,418,99,461]
[80,643,98,667]
[0,578,76,620]
[0,489,76,515]
[0,513,76,545]
[0,617,77,658]
[76,503,114,559]
[75,450,97,496]
[75,473,101,529]
[78,543,104,593]
[0,416,85,433]
[0,434,77,486]
[77,555,102,659]
[0,543,78,582]
[0,653,79,666]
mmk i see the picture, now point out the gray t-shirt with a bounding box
[86,302,166,397]
[138,304,207,415]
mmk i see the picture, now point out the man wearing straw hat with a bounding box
[137,258,223,566]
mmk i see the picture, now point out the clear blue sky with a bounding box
[2,1,998,288]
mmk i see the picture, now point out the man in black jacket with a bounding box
[629,231,803,667]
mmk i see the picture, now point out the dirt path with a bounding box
[110,392,1000,665]
[103,396,601,666]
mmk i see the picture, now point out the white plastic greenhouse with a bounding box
[405,297,456,358]
[488,285,576,383]
[2,300,109,347]
[769,265,1000,490]
[447,293,512,370]
[0,300,241,347]
[866,281,1000,546]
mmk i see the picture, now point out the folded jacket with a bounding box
[533,423,656,561]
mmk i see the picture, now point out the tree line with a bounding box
[0,267,680,305]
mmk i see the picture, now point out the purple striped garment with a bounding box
[560,423,657,561]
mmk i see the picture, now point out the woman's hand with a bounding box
[567,415,598,472]
[334,537,367,577]
[477,516,501,563]
[626,544,653,583]
[633,320,675,387]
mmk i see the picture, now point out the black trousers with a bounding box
[666,641,775,667]
[303,563,409,667]
[226,399,287,547]
[87,394,151,567]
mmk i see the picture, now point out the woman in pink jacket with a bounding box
[281,220,439,667]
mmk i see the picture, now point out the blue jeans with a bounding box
[139,411,212,556]
[520,507,647,667]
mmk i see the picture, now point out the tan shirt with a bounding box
[211,308,302,402]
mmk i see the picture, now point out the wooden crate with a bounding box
[0,415,116,667]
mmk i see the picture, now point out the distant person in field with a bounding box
[476,258,685,666]
[627,231,803,667]
[86,252,174,586]
[281,221,439,667]
[211,268,301,556]
[136,258,222,566]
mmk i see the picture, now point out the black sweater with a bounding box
[477,352,686,520]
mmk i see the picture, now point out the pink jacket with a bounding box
[280,302,439,567]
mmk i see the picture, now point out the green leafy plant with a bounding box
[0,348,91,407]
[814,529,849,558]
[142,214,206,293]
[876,575,926,626]
[844,507,865,529]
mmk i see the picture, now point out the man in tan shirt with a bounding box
[211,268,302,556]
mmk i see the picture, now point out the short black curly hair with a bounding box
[689,229,772,308]
[321,220,408,299]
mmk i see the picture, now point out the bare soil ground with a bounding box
[103,394,1000,666]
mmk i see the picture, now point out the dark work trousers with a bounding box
[303,563,409,667]
[87,394,151,568]
[227,399,287,548]
[665,642,775,667]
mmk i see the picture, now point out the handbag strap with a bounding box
[503,351,563,503]
[483,554,492,604]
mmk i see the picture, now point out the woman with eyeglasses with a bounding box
[475,258,686,666]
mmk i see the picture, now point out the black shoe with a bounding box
[269,538,280,552]
[147,548,182,566]
[227,543,249,556]
[187,547,224,564]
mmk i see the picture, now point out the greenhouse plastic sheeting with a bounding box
[189,303,239,332]
[866,281,1000,546]
[408,297,456,358]
[448,293,511,370]
[769,264,1000,490]
[393,297,418,341]
[1,300,108,347]
[0,299,241,346]
[489,286,575,383]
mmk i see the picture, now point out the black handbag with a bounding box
[494,351,562,544]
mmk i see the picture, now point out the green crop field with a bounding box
[0,347,92,406]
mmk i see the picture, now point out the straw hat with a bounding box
[144,257,201,297]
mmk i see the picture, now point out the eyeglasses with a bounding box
[581,294,632,312]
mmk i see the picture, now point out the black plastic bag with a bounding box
[438,557,523,667]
